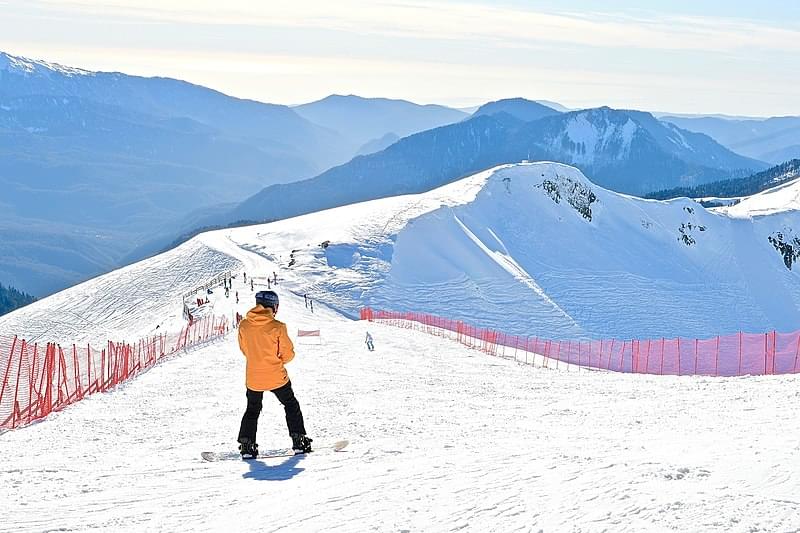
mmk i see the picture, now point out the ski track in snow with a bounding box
[2,229,800,532]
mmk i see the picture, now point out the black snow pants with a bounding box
[238,381,306,444]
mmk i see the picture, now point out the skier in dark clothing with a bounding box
[365,331,375,351]
[236,290,312,458]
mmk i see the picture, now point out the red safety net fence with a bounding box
[0,314,229,431]
[360,308,800,377]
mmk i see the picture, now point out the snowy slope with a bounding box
[2,162,799,531]
[0,52,93,77]
[3,162,799,346]
[0,239,240,344]
[1,242,799,532]
[720,176,800,217]
[221,162,800,339]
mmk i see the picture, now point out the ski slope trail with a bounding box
[2,301,799,532]
[1,161,799,531]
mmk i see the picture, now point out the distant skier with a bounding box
[250,279,254,291]
[235,291,239,304]
[365,331,375,352]
[304,294,308,308]
[236,290,313,458]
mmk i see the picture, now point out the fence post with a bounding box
[772,330,777,374]
[738,331,742,376]
[0,336,18,409]
[794,334,800,373]
[608,339,615,371]
[556,341,562,370]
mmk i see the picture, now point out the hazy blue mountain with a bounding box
[218,107,766,226]
[472,98,561,122]
[535,99,571,112]
[0,51,357,296]
[758,145,800,165]
[0,52,349,172]
[0,282,36,316]
[647,159,800,201]
[293,94,468,156]
[662,115,800,163]
[356,132,400,156]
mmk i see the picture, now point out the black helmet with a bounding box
[255,290,279,311]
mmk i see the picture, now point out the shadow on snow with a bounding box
[242,454,306,481]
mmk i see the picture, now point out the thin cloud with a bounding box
[33,0,800,53]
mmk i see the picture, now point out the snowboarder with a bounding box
[236,290,313,458]
[365,331,374,352]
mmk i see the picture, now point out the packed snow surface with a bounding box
[2,162,799,530]
[2,249,799,532]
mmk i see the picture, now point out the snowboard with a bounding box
[201,439,349,462]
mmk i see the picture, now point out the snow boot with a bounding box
[238,437,259,459]
[290,433,313,454]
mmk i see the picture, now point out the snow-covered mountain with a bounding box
[3,161,799,532]
[513,107,767,193]
[166,106,768,250]
[5,161,798,344]
[0,52,347,167]
[0,51,351,296]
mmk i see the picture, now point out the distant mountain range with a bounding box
[0,52,468,296]
[166,101,764,242]
[647,159,800,202]
[662,115,800,164]
[0,50,781,298]
[472,97,561,122]
[293,94,468,155]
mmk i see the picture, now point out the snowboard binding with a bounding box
[290,433,313,454]
[238,437,259,459]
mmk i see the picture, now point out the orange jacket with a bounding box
[238,305,295,391]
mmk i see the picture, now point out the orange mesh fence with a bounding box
[0,315,228,431]
[360,308,800,377]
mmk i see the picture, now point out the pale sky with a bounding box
[1,0,799,116]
